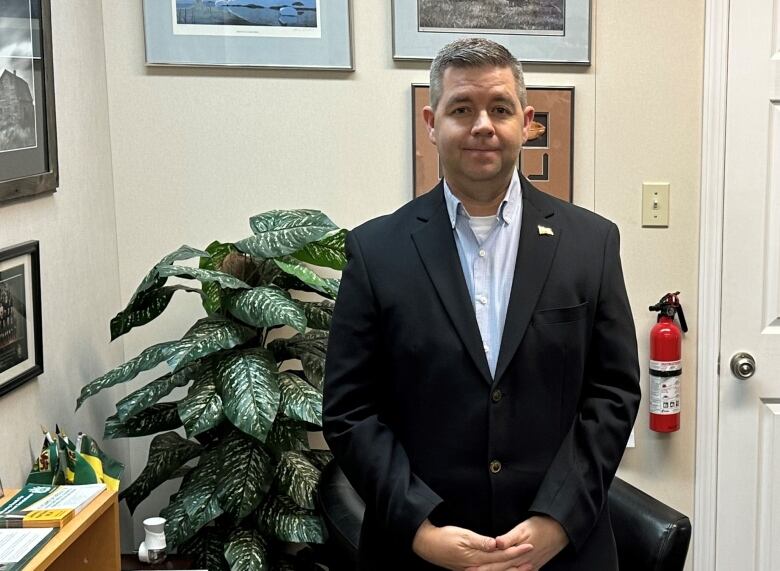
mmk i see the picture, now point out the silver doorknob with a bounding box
[730,352,756,380]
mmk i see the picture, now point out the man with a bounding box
[323,38,640,571]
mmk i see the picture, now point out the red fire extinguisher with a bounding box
[648,292,688,433]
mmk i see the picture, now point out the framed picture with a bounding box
[392,0,590,64]
[0,0,58,203]
[0,241,43,398]
[144,0,354,70]
[412,84,574,202]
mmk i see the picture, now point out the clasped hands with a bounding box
[412,515,569,571]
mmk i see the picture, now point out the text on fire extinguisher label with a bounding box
[650,359,681,415]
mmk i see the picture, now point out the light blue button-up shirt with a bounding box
[443,172,523,378]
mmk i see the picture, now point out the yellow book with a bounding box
[22,509,75,528]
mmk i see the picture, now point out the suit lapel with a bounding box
[494,180,561,385]
[411,185,493,384]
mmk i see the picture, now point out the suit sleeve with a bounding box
[323,230,443,550]
[528,222,641,550]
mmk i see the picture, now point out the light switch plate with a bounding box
[642,182,670,227]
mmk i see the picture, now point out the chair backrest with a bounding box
[316,461,692,571]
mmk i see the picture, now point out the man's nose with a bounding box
[471,111,495,136]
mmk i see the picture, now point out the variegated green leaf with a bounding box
[303,449,334,471]
[235,210,337,259]
[77,340,183,409]
[104,403,182,439]
[224,528,270,571]
[115,366,194,422]
[298,300,334,331]
[273,257,340,299]
[156,265,250,290]
[200,241,238,314]
[219,350,280,442]
[178,448,225,528]
[178,363,224,438]
[120,432,201,514]
[127,245,211,306]
[273,451,321,510]
[291,228,348,271]
[227,287,307,333]
[257,494,325,544]
[181,528,230,571]
[278,371,322,426]
[167,317,255,371]
[265,416,308,458]
[110,285,203,341]
[216,431,273,519]
[161,493,201,549]
[268,331,328,390]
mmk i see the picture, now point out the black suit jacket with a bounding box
[323,178,641,570]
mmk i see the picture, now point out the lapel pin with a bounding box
[538,225,554,236]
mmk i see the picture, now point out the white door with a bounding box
[716,0,780,567]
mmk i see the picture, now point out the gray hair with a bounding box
[429,37,527,110]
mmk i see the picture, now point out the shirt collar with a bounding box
[443,170,522,229]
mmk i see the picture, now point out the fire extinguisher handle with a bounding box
[676,303,688,333]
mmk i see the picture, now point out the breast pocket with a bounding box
[533,301,589,325]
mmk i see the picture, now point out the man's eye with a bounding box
[452,107,468,115]
[494,107,511,114]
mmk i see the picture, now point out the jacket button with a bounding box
[489,460,502,474]
[491,389,502,403]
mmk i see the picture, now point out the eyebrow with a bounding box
[443,94,517,108]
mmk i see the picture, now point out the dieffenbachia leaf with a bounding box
[268,331,328,390]
[218,349,280,442]
[226,287,307,333]
[298,300,334,331]
[161,492,202,549]
[110,285,203,341]
[303,449,334,471]
[77,318,252,409]
[176,447,225,532]
[257,494,325,544]
[273,257,340,300]
[278,371,322,426]
[215,430,273,519]
[120,432,202,514]
[199,241,238,315]
[273,451,321,510]
[224,528,270,571]
[127,244,211,307]
[291,228,347,271]
[104,403,181,439]
[114,366,195,422]
[156,265,250,290]
[235,210,337,259]
[181,528,230,571]
[265,416,308,458]
[177,362,224,438]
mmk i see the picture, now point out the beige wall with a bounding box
[0,0,127,502]
[0,0,705,558]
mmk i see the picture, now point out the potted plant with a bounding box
[76,210,346,570]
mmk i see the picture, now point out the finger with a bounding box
[467,542,534,567]
[495,525,531,550]
[465,552,535,571]
[462,530,497,552]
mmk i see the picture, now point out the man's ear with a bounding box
[521,105,535,144]
[422,105,437,146]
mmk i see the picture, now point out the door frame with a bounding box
[695,0,730,568]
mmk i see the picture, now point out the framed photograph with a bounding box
[412,84,574,202]
[0,241,43,398]
[143,0,354,70]
[0,0,58,203]
[393,0,590,64]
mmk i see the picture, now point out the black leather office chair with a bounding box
[317,461,691,571]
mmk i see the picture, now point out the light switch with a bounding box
[642,182,670,227]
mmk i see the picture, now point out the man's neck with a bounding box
[446,176,513,217]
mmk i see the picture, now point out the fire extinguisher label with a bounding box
[649,359,682,373]
[650,374,680,414]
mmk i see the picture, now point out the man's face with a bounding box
[423,65,533,193]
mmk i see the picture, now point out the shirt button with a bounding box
[492,389,502,403]
[490,460,502,474]
[479,249,486,257]
[483,344,489,353]
[478,295,488,305]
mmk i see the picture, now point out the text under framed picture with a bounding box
[412,84,574,202]
[0,241,43,398]
[0,0,58,203]
[393,0,590,64]
[144,0,354,70]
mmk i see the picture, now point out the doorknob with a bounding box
[730,352,756,380]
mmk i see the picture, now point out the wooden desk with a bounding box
[1,488,121,571]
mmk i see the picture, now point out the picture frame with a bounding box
[0,0,59,203]
[0,241,43,398]
[143,0,354,70]
[392,0,590,64]
[412,84,574,202]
